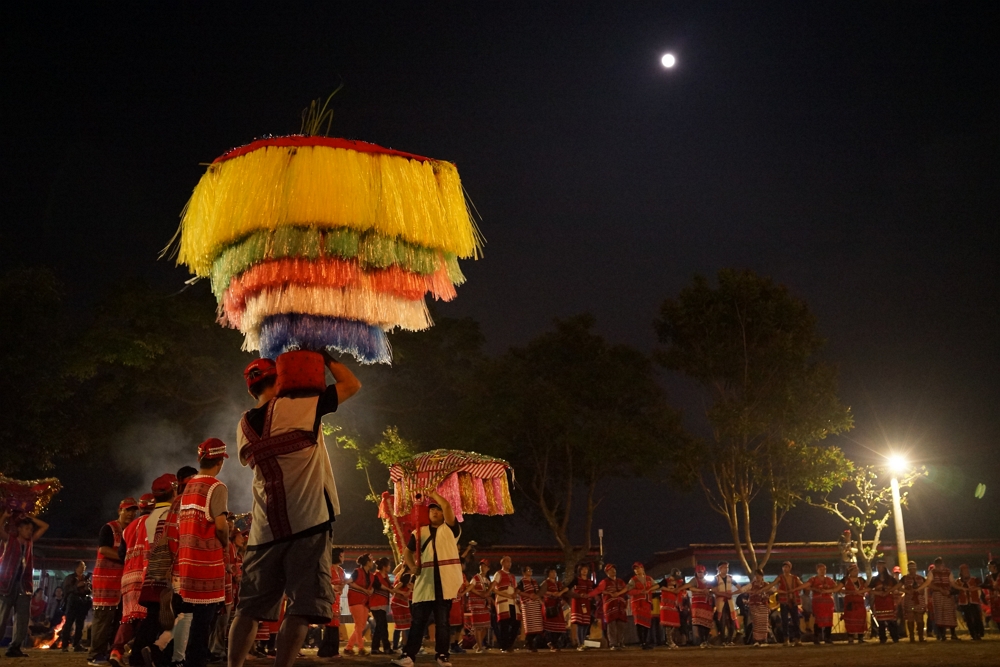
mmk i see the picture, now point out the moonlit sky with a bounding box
[3,2,998,565]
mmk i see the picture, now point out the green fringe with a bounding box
[209,226,463,298]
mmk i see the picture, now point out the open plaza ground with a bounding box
[18,639,999,667]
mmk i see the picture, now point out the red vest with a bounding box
[370,571,391,607]
[92,520,124,608]
[175,476,226,604]
[120,516,149,622]
[347,568,371,607]
[0,534,32,596]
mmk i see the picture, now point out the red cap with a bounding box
[198,438,229,460]
[695,564,706,573]
[244,358,277,389]
[151,473,177,493]
[604,563,616,572]
[119,497,139,511]
[892,566,901,573]
[479,558,490,566]
[138,494,155,510]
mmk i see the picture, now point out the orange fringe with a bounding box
[223,257,456,315]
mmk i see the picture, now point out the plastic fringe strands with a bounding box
[0,476,62,515]
[255,314,390,364]
[232,284,433,334]
[222,258,457,314]
[171,135,481,365]
[209,228,465,300]
[176,139,482,276]
[388,449,513,519]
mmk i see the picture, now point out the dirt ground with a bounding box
[23,637,999,667]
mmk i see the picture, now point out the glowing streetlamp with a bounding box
[888,454,909,569]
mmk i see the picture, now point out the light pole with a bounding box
[888,455,909,569]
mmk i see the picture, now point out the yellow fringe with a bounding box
[177,144,483,276]
[483,479,499,515]
[499,475,514,514]
[458,472,476,515]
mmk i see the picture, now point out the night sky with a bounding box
[3,3,998,565]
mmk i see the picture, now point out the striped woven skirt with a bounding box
[522,598,544,635]
[812,595,834,628]
[750,603,770,641]
[931,590,957,628]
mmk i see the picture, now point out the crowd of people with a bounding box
[1,352,998,667]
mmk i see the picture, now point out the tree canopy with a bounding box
[656,269,854,572]
[472,314,685,571]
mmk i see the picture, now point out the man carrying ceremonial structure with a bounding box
[0,511,48,658]
[393,490,462,667]
[228,352,360,667]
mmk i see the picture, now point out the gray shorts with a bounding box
[237,530,334,624]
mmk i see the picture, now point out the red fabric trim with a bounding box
[213,136,438,165]
[239,400,298,540]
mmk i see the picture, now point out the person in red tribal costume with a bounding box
[774,561,803,646]
[540,568,568,651]
[840,563,868,643]
[344,553,373,655]
[463,560,492,652]
[517,566,544,652]
[369,557,393,655]
[900,560,927,642]
[624,563,657,650]
[110,475,176,667]
[956,563,984,640]
[167,439,230,667]
[492,556,519,652]
[567,564,594,650]
[89,497,138,665]
[590,564,627,650]
[738,568,776,646]
[656,568,683,649]
[390,570,413,652]
[710,561,739,646]
[229,353,360,667]
[0,511,48,659]
[920,556,960,640]
[869,560,901,643]
[985,559,1000,631]
[793,563,841,644]
[679,565,714,647]
[317,547,346,658]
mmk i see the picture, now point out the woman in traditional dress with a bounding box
[738,568,775,647]
[956,563,985,640]
[869,559,900,643]
[619,562,657,650]
[793,563,841,644]
[518,566,544,651]
[344,553,374,655]
[541,568,568,651]
[679,565,715,647]
[567,564,595,650]
[983,559,1000,631]
[318,548,346,657]
[840,563,868,643]
[492,556,519,652]
[591,564,628,650]
[656,568,683,648]
[369,557,393,654]
[464,559,493,652]
[900,560,927,642]
[920,556,960,640]
[390,571,413,652]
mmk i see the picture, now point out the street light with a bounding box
[887,454,909,569]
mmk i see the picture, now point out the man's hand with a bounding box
[321,351,362,404]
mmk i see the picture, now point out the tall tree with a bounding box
[807,463,926,577]
[656,269,854,573]
[473,314,684,574]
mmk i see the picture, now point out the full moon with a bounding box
[661,53,676,68]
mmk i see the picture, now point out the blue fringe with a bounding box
[258,314,392,364]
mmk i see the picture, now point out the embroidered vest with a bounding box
[370,571,391,607]
[0,534,32,596]
[412,523,463,603]
[175,476,226,604]
[92,520,124,607]
[120,516,149,621]
[331,565,346,614]
[239,399,317,541]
